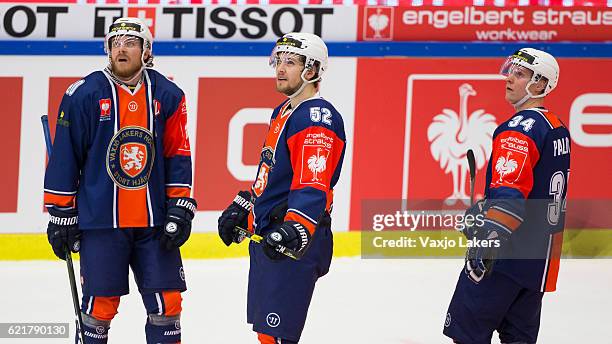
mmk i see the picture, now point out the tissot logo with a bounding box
[92,6,334,39]
[0,5,68,38]
[160,6,333,39]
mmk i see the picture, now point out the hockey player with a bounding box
[218,32,346,343]
[44,17,196,343]
[443,48,570,344]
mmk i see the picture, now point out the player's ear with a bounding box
[303,67,315,81]
[536,78,548,95]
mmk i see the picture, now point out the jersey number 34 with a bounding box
[548,170,569,227]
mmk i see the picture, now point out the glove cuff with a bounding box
[48,207,78,226]
[233,191,253,213]
[283,221,311,252]
[168,197,197,218]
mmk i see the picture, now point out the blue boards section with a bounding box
[1,41,611,57]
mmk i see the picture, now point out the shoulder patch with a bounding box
[65,79,85,96]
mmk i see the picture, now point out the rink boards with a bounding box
[0,47,610,259]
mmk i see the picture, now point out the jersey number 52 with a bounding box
[310,107,332,125]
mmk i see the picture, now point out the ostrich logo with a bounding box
[307,148,327,182]
[368,8,389,39]
[427,83,498,205]
[495,152,518,183]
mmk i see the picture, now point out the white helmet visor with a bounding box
[269,36,306,68]
[500,50,536,77]
[109,35,142,50]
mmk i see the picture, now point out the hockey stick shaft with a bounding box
[466,149,476,206]
[41,114,86,344]
[234,226,302,260]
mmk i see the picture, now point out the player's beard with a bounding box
[110,56,143,80]
[276,79,304,96]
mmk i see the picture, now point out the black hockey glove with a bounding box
[461,199,487,239]
[263,221,311,261]
[47,207,81,260]
[161,197,197,250]
[464,226,508,284]
[218,191,253,246]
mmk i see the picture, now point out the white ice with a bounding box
[1,258,610,343]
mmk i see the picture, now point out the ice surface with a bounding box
[1,258,609,343]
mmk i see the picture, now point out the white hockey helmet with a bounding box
[104,17,154,67]
[500,48,559,106]
[270,32,328,97]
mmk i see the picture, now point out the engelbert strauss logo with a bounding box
[427,83,497,205]
[363,7,393,40]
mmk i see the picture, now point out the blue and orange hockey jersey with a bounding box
[481,107,570,292]
[44,69,192,229]
[250,96,346,236]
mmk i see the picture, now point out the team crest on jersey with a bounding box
[106,126,155,190]
[120,143,147,177]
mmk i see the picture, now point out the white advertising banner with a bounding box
[0,4,357,41]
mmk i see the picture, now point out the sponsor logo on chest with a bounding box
[99,98,111,121]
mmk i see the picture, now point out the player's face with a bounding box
[504,65,533,103]
[274,53,306,96]
[110,36,145,79]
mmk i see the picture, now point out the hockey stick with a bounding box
[466,149,476,206]
[234,226,303,260]
[41,114,86,344]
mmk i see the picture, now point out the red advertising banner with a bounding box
[0,77,22,213]
[359,5,612,41]
[194,77,285,211]
[351,58,612,230]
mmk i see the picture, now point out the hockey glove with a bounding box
[161,197,197,250]
[464,227,508,284]
[462,199,487,239]
[47,207,81,260]
[263,221,311,261]
[217,191,253,246]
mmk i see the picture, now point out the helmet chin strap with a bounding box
[512,79,546,109]
[287,67,322,99]
[512,92,532,109]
